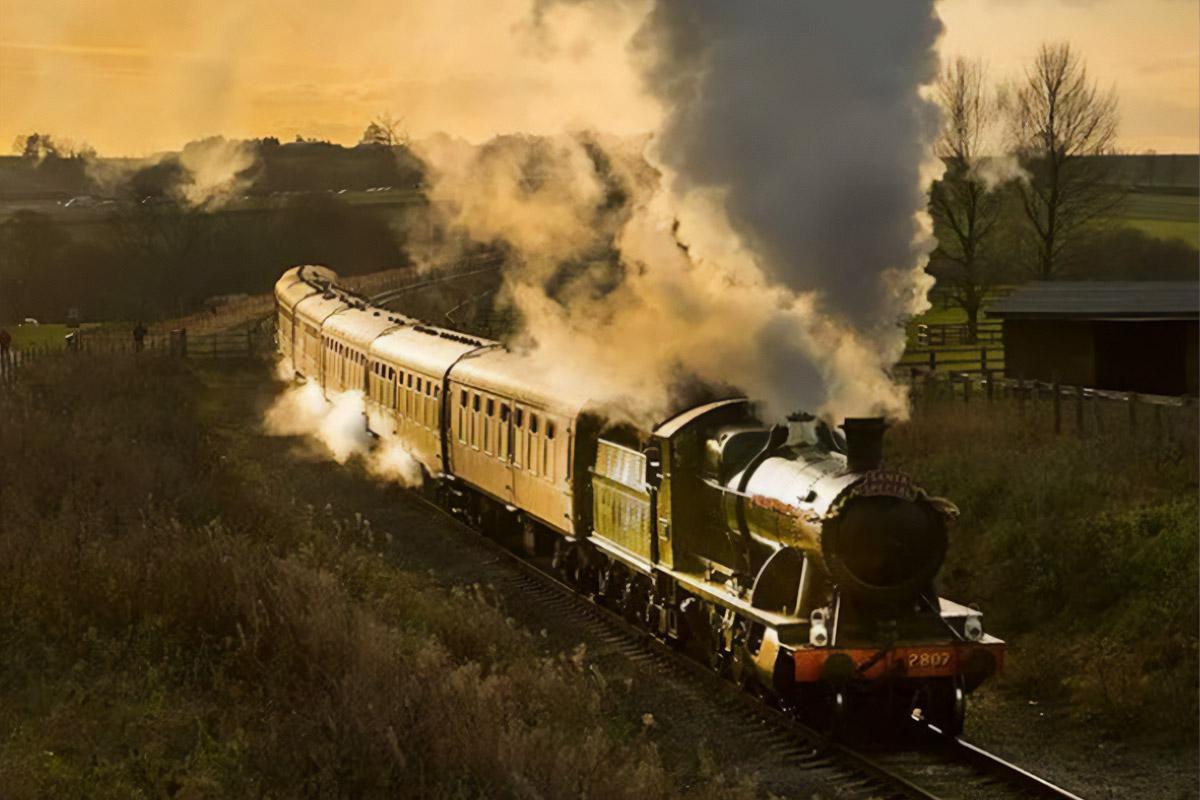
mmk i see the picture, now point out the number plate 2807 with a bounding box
[903,649,955,676]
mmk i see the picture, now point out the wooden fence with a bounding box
[0,326,270,384]
[907,369,1196,438]
[898,344,1006,375]
[913,320,1003,346]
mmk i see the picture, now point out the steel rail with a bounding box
[944,735,1087,800]
[369,259,505,307]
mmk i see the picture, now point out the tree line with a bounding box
[0,194,415,324]
[0,132,427,323]
[928,42,1197,340]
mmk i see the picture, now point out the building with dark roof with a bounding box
[987,282,1199,396]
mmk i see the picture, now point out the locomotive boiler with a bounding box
[274,265,1003,735]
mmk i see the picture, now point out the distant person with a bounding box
[133,322,147,352]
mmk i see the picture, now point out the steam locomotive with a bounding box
[275,265,1003,735]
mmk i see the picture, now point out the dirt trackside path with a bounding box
[194,359,850,799]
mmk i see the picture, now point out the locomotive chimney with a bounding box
[841,417,887,472]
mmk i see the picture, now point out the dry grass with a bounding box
[0,355,755,799]
[889,388,1199,740]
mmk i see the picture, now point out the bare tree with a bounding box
[1007,42,1120,279]
[360,113,408,147]
[929,57,1007,341]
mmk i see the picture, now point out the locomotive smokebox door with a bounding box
[840,417,888,472]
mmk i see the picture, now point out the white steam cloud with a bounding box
[264,364,424,487]
[85,136,258,208]
[411,2,945,424]
[176,137,258,207]
[972,153,1031,191]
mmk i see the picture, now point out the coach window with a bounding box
[456,388,467,443]
[425,380,435,429]
[512,408,524,467]
[545,421,556,479]
[483,398,494,455]
[528,414,540,475]
[498,404,510,459]
[470,393,481,448]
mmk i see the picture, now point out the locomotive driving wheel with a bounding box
[925,677,965,737]
[910,678,965,737]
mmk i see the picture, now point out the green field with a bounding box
[4,323,70,350]
[1113,191,1198,247]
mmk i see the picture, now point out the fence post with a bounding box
[928,350,936,372]
[984,369,994,401]
[1075,385,1085,435]
[980,347,988,373]
[1128,392,1138,433]
[1052,379,1062,434]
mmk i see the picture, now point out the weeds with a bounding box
[889,392,1199,740]
[0,355,756,799]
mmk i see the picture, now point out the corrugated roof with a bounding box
[986,282,1199,320]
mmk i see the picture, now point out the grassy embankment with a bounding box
[889,391,1199,743]
[0,355,754,800]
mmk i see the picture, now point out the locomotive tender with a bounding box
[275,265,1003,734]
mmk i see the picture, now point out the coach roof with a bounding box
[371,325,489,379]
[323,306,411,350]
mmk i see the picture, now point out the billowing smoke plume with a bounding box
[417,2,944,423]
[264,362,423,487]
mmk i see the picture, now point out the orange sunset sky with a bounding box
[1,0,1197,156]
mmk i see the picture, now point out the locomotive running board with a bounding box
[587,535,809,637]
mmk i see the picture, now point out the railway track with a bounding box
[409,491,1087,800]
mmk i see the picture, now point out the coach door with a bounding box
[511,403,569,532]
